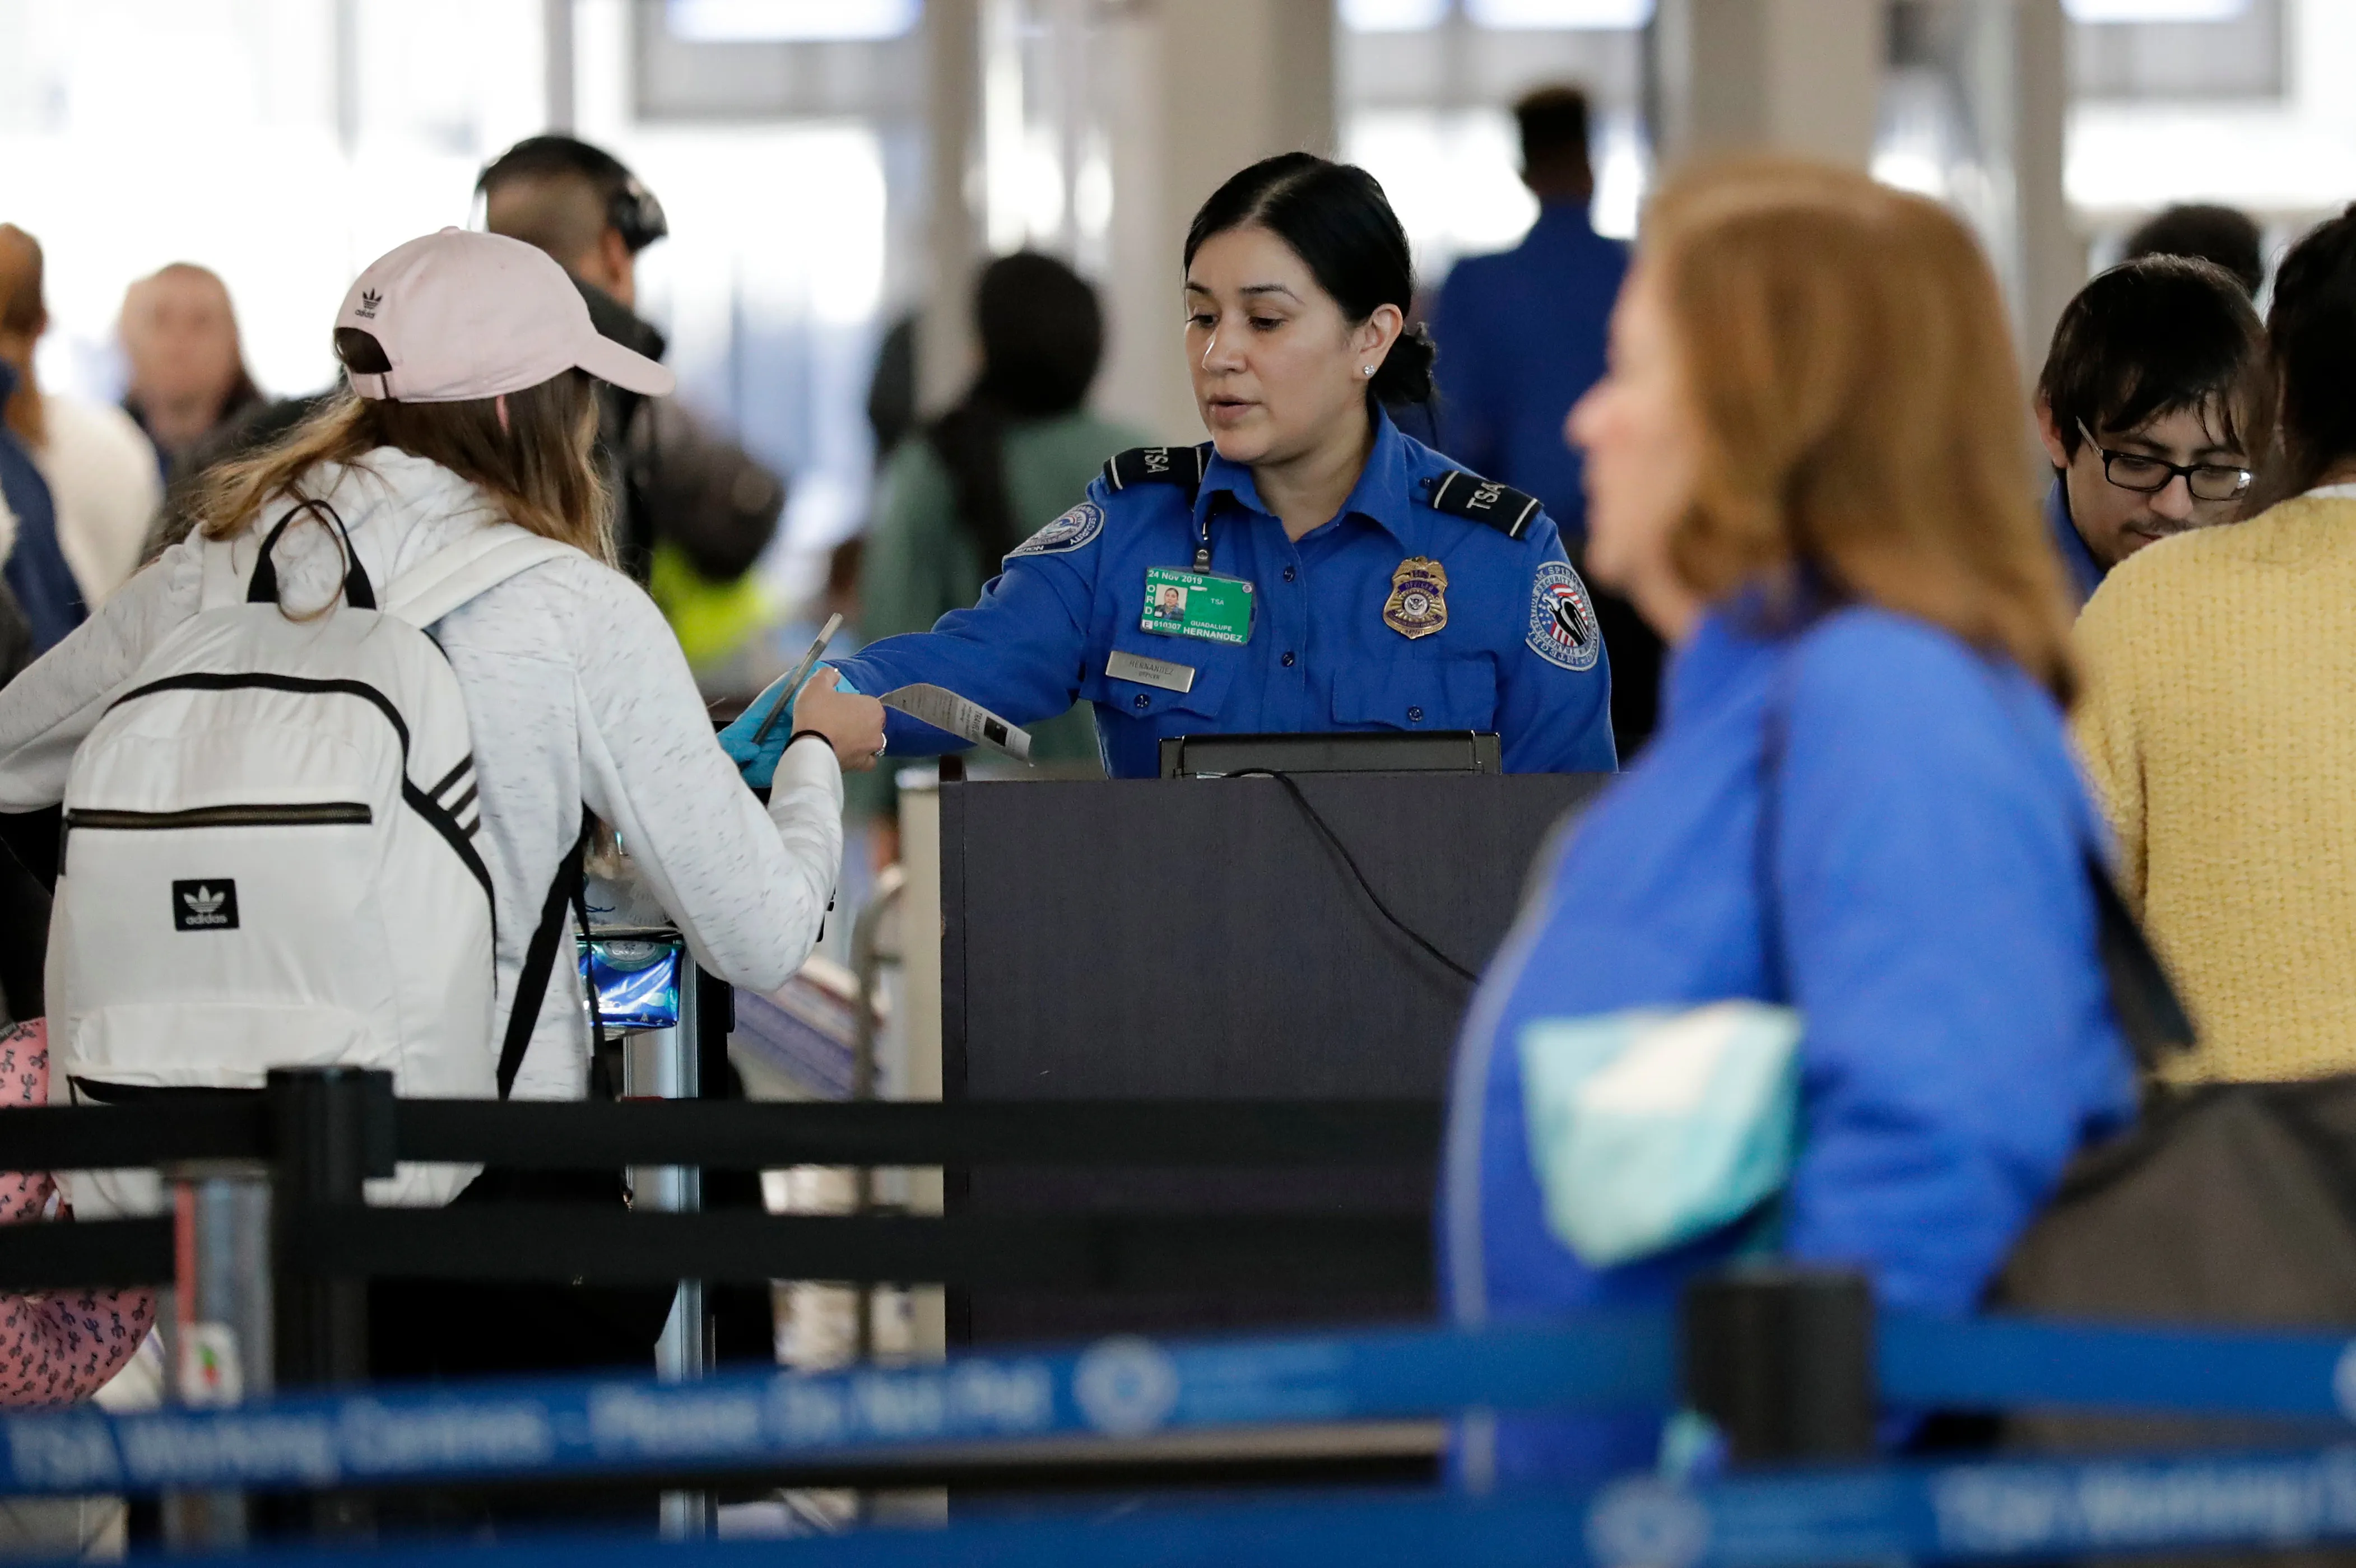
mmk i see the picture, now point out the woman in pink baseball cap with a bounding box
[0,229,883,1383]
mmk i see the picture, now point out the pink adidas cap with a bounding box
[333,227,675,403]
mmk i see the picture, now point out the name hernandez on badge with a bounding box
[1139,566,1254,645]
[1526,560,1601,672]
[1383,556,1448,639]
[1008,500,1105,558]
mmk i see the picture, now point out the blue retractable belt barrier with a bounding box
[74,1445,2356,1568]
[0,1316,1671,1499]
[1883,1313,2356,1422]
[7,1311,2356,1501]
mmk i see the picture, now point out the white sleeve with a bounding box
[569,580,843,994]
[0,538,202,810]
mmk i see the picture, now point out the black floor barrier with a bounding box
[1,1072,1443,1299]
[7,1095,1444,1171]
[0,1208,1433,1294]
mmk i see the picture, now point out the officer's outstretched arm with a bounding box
[828,501,1103,756]
[1496,532,1617,774]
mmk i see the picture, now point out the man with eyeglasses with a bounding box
[2033,255,2268,611]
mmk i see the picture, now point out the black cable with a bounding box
[1235,769,1480,985]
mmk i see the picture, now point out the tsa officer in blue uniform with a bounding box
[796,154,1616,779]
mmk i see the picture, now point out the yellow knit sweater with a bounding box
[2072,494,2356,1083]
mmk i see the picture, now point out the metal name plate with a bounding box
[1106,650,1197,694]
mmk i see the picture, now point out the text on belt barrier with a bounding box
[56,1444,2356,1568]
[13,1311,2356,1499]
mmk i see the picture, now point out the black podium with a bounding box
[938,768,1605,1342]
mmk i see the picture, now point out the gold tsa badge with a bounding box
[1383,557,1449,639]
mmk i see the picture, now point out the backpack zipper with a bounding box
[66,803,374,831]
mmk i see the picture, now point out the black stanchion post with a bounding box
[1681,1266,1875,1464]
[267,1066,394,1539]
[268,1066,393,1387]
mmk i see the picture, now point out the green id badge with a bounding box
[1141,565,1254,645]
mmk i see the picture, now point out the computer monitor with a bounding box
[1157,729,1502,778]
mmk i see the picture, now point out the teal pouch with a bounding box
[1518,1001,1803,1268]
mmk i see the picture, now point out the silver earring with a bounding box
[1361,365,1374,378]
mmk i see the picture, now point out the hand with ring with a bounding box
[791,668,890,773]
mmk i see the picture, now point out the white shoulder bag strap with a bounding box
[197,531,252,612]
[380,523,581,630]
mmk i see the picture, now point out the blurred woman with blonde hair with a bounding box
[0,225,161,609]
[1442,161,2135,1483]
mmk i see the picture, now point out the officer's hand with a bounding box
[791,668,889,774]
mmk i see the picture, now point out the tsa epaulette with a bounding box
[1423,471,1543,540]
[1102,444,1211,501]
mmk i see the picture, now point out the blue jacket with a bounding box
[0,363,85,655]
[2047,478,2104,611]
[1441,601,2134,1485]
[1429,204,1628,542]
[830,410,1617,778]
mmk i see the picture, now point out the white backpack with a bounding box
[50,502,578,1215]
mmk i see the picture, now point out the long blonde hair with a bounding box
[196,369,614,565]
[1644,158,2075,699]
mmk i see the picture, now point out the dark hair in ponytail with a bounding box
[1183,152,1437,410]
[2245,203,2356,514]
[928,252,1105,562]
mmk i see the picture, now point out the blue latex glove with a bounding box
[719,665,855,788]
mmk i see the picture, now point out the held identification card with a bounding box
[1140,566,1254,645]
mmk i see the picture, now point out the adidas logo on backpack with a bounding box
[50,502,579,1217]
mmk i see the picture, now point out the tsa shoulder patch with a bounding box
[1009,499,1106,559]
[1526,561,1602,672]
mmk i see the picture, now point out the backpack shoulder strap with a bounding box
[498,810,597,1100]
[383,525,582,631]
[197,532,247,611]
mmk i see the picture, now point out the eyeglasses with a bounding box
[2078,422,2251,504]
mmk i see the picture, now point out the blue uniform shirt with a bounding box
[1441,601,2134,1485]
[0,361,86,655]
[2046,476,2106,611]
[829,410,1616,778]
[1429,203,1628,542]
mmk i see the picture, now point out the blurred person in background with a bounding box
[0,226,160,609]
[0,273,83,655]
[2074,204,2356,1085]
[1444,161,2132,1485]
[849,253,1144,848]
[2123,202,2265,297]
[478,134,786,687]
[1431,86,1661,755]
[118,262,263,477]
[0,480,45,1026]
[2034,257,2267,609]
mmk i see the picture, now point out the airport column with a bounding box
[921,0,987,411]
[2012,0,2076,370]
[1094,0,1337,439]
[1648,0,1886,168]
